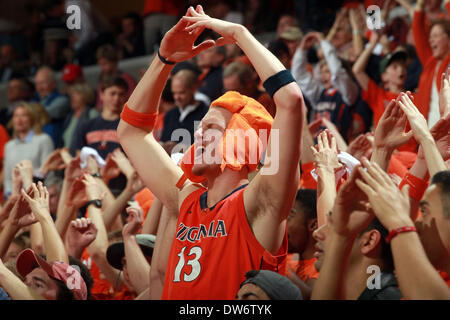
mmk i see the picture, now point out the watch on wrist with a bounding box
[92,172,102,179]
[86,199,102,208]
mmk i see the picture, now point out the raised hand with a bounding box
[12,166,23,195]
[126,171,145,194]
[67,174,104,208]
[65,156,83,183]
[330,164,374,238]
[67,178,89,208]
[397,92,431,143]
[0,194,20,222]
[417,114,450,161]
[374,99,414,151]
[311,130,342,171]
[159,5,216,63]
[15,160,33,188]
[85,155,100,176]
[66,218,98,256]
[59,148,73,165]
[122,205,143,238]
[9,188,39,228]
[110,149,135,179]
[101,153,121,183]
[356,158,413,231]
[20,182,51,221]
[346,133,373,160]
[182,5,241,47]
[299,32,319,51]
[40,149,67,176]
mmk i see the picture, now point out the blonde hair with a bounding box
[8,102,50,137]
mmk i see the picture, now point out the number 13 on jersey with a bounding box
[173,246,203,282]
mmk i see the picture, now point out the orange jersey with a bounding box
[81,249,135,300]
[162,185,288,300]
[286,255,319,282]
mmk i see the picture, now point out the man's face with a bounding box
[191,107,232,178]
[121,18,135,36]
[35,70,55,98]
[429,24,449,59]
[277,15,296,36]
[4,242,23,263]
[223,74,242,93]
[332,18,352,48]
[98,58,117,76]
[320,63,332,89]
[1,45,15,66]
[7,79,26,103]
[236,283,270,300]
[47,184,60,214]
[287,201,309,254]
[101,86,126,114]
[197,46,223,69]
[417,185,450,269]
[171,78,195,108]
[24,268,59,300]
[382,61,407,88]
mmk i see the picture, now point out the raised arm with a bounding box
[122,206,150,295]
[117,7,214,211]
[311,130,342,227]
[0,258,45,300]
[149,206,177,300]
[181,7,305,253]
[21,182,69,264]
[412,0,432,65]
[291,33,323,105]
[352,32,380,91]
[311,167,374,300]
[398,93,447,177]
[371,99,414,171]
[356,160,450,299]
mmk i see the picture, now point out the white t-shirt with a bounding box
[428,62,441,128]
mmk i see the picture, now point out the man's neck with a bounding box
[385,83,403,94]
[344,258,386,300]
[102,108,120,121]
[205,168,249,208]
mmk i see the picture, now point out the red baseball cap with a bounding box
[16,249,87,300]
[62,64,83,83]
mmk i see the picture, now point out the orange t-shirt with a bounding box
[0,124,9,160]
[286,254,319,282]
[81,249,136,300]
[361,79,404,127]
[162,185,288,300]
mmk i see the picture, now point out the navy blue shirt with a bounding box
[161,101,209,146]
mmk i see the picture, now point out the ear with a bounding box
[380,72,388,83]
[359,230,381,255]
[307,218,318,233]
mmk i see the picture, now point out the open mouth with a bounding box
[313,243,324,258]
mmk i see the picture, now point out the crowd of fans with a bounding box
[0,0,449,301]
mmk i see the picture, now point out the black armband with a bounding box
[262,70,296,98]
